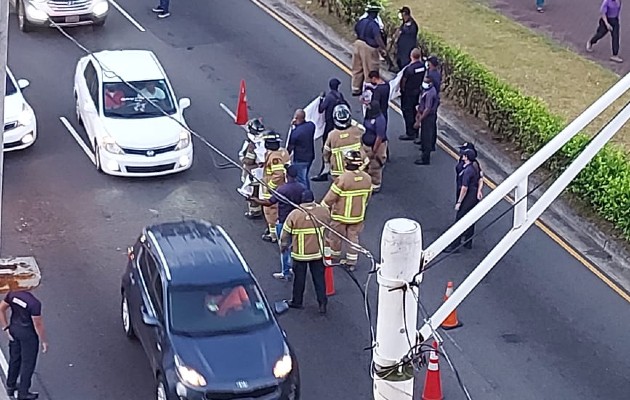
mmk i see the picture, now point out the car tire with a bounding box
[156,376,170,400]
[75,95,84,127]
[17,0,33,33]
[94,141,103,172]
[121,292,136,340]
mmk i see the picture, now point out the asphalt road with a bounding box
[492,0,630,74]
[2,0,630,399]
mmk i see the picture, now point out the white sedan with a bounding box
[73,50,193,177]
[4,68,36,152]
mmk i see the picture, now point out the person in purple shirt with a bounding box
[249,165,305,280]
[414,76,439,165]
[362,99,388,192]
[587,0,623,63]
[287,109,315,190]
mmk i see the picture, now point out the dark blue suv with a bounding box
[120,220,300,400]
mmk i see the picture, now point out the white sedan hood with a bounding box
[101,115,183,149]
[4,93,25,123]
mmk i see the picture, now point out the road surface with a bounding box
[2,0,630,399]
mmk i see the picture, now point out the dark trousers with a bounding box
[401,94,419,138]
[292,258,327,306]
[448,196,479,248]
[590,17,620,56]
[7,331,39,396]
[419,113,437,163]
[159,0,170,11]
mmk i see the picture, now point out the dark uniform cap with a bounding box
[428,56,439,67]
[285,164,299,178]
[462,148,477,161]
[458,142,477,155]
[301,189,315,203]
[399,6,411,14]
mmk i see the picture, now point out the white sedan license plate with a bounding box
[65,16,80,23]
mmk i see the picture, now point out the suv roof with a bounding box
[90,50,165,83]
[145,220,252,286]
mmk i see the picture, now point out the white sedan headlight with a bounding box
[175,130,191,150]
[93,1,109,16]
[273,354,293,379]
[101,136,123,155]
[175,355,207,387]
[18,104,33,127]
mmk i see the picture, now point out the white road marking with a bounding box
[0,346,11,400]
[219,103,248,132]
[108,0,146,32]
[59,117,97,165]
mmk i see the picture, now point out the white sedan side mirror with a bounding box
[17,79,30,90]
[179,97,191,110]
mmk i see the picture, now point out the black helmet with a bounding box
[263,131,282,150]
[333,104,352,129]
[246,118,265,136]
[344,150,364,167]
[365,3,382,12]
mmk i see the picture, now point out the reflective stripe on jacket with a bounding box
[280,203,332,261]
[323,126,364,176]
[322,170,372,224]
[261,149,290,199]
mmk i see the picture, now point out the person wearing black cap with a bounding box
[414,75,439,164]
[399,48,426,141]
[445,148,482,252]
[352,4,387,96]
[426,56,442,95]
[280,189,330,314]
[249,165,306,280]
[395,7,419,70]
[456,142,484,200]
[313,78,349,181]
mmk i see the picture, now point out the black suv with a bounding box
[120,220,300,400]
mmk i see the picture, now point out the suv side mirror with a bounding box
[179,97,191,110]
[141,305,160,327]
[273,300,289,316]
[17,79,30,90]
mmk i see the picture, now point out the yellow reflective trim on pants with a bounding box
[332,214,365,224]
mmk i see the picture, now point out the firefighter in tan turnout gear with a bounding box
[321,104,365,180]
[239,118,266,219]
[261,131,291,243]
[322,150,373,270]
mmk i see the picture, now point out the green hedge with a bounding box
[317,0,630,239]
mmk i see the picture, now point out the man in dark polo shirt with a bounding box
[399,48,426,141]
[414,76,439,165]
[249,165,306,280]
[0,290,48,400]
[287,109,315,190]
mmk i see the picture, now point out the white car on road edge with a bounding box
[4,68,37,152]
[73,50,193,177]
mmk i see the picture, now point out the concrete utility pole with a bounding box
[0,0,8,256]
[373,218,423,400]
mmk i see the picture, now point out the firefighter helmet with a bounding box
[344,150,364,167]
[246,118,265,136]
[263,131,282,150]
[333,104,352,129]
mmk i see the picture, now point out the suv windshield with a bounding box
[102,79,176,119]
[5,76,17,96]
[169,281,272,336]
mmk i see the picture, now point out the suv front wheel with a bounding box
[156,376,170,400]
[17,0,34,32]
[121,293,136,339]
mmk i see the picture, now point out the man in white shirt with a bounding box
[139,82,166,101]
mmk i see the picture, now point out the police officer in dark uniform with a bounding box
[445,148,482,253]
[395,7,419,70]
[399,48,426,141]
[0,290,48,400]
[414,75,439,164]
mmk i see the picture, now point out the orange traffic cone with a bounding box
[235,79,249,125]
[422,341,443,400]
[441,281,462,330]
[323,248,335,296]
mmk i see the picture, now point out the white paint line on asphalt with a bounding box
[0,347,11,400]
[219,103,248,132]
[108,0,146,32]
[59,117,97,165]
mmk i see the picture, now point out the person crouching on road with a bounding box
[322,150,373,271]
[287,109,316,190]
[280,189,331,314]
[445,149,482,253]
[240,118,267,219]
[361,96,388,193]
[351,4,387,96]
[259,132,290,243]
[250,165,306,281]
[321,104,364,180]
[414,76,439,165]
[0,289,48,400]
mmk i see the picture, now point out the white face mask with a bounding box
[422,82,431,90]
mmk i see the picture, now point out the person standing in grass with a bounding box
[536,0,545,13]
[586,0,623,63]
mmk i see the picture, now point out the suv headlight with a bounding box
[175,130,191,150]
[93,1,109,16]
[101,136,123,155]
[273,354,293,379]
[175,355,207,387]
[18,105,33,127]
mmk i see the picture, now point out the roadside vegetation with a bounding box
[299,0,630,240]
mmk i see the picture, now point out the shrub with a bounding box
[317,0,630,238]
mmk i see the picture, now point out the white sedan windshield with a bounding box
[102,79,176,118]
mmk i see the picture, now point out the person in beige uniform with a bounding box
[321,104,365,180]
[280,190,331,314]
[260,132,290,243]
[322,151,373,271]
[239,118,266,219]
[351,4,387,96]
